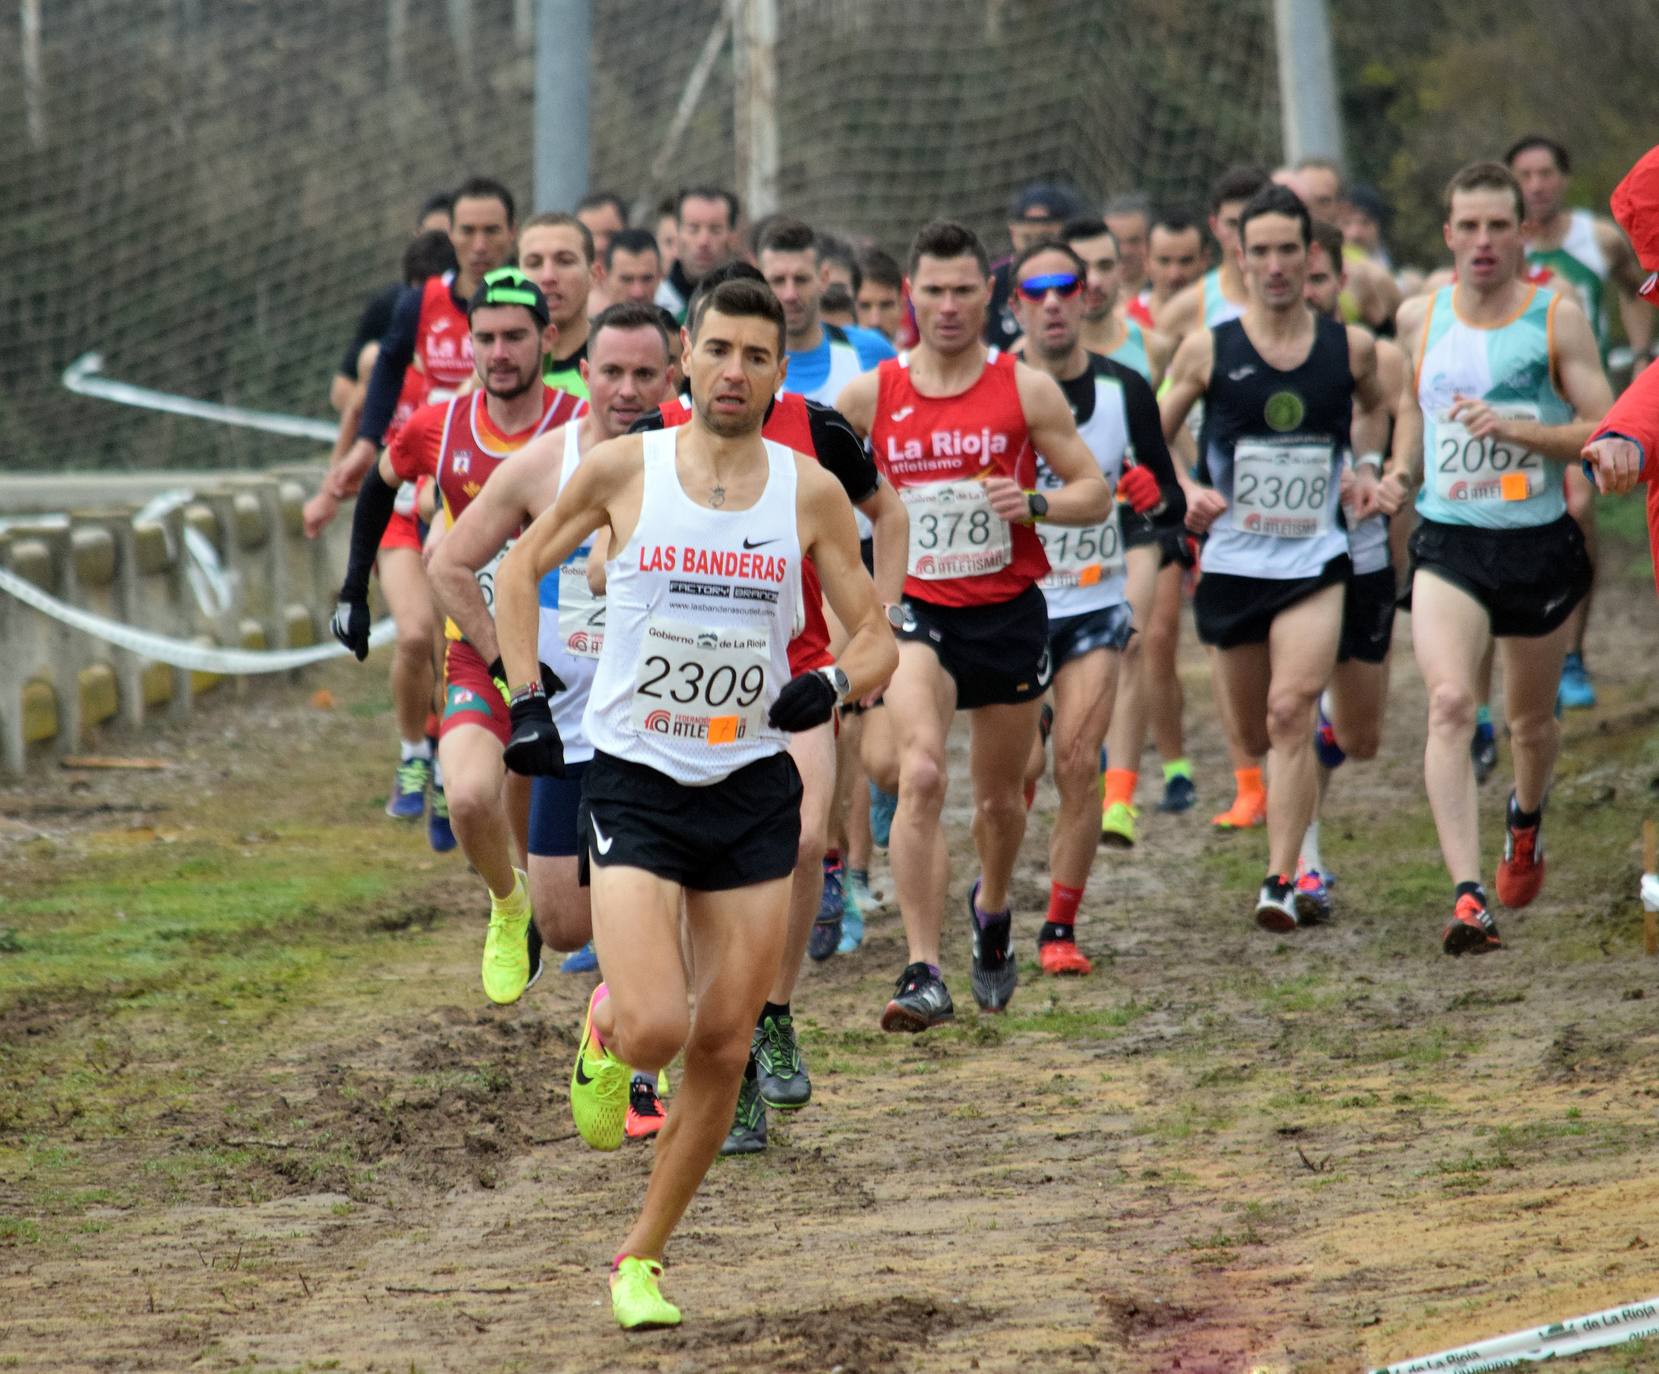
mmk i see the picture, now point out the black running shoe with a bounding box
[524,919,545,994]
[880,962,955,1033]
[967,880,1017,1013]
[719,1071,767,1155]
[753,1014,810,1110]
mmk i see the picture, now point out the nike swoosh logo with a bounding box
[889,406,914,422]
[574,1052,595,1086]
[592,818,614,856]
[742,537,779,549]
[1227,366,1257,381]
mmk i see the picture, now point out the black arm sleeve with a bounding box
[626,407,667,435]
[354,286,423,447]
[339,465,399,600]
[804,399,882,505]
[1121,366,1186,528]
[338,282,402,380]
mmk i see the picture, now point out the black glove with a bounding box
[503,684,566,777]
[488,657,566,697]
[330,595,371,661]
[768,669,839,732]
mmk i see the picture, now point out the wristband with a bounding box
[508,680,546,709]
[1353,452,1383,475]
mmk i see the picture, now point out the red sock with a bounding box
[1046,881,1085,928]
[424,710,441,740]
[1023,778,1037,810]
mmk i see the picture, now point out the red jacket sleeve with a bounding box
[387,402,443,485]
[1591,360,1659,472]
[1590,364,1659,597]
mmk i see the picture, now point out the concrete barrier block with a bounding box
[133,520,173,574]
[78,663,118,728]
[277,481,308,539]
[8,538,55,591]
[285,603,316,648]
[23,679,57,745]
[141,661,173,707]
[184,503,220,549]
[232,492,268,549]
[70,527,117,587]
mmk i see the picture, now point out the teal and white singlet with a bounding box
[1106,319,1151,383]
[1414,285,1572,530]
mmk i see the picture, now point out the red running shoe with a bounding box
[1442,893,1502,956]
[1037,936,1093,976]
[625,1078,666,1140]
[1495,795,1545,908]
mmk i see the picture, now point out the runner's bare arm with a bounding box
[1378,297,1430,514]
[1144,325,1176,389]
[1601,218,1655,368]
[833,370,880,441]
[1450,296,1610,463]
[1158,328,1211,443]
[1348,326,1389,455]
[799,462,897,703]
[427,434,562,662]
[1008,365,1112,526]
[854,479,909,606]
[1152,278,1201,339]
[496,436,636,692]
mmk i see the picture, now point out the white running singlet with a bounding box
[584,427,802,785]
[535,423,603,762]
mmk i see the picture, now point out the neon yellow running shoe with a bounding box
[481,868,532,1005]
[611,1255,681,1330]
[571,983,627,1151]
[1100,800,1138,849]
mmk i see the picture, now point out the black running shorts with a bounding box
[1124,517,1196,569]
[578,750,802,892]
[1338,567,1397,665]
[528,760,590,858]
[1193,555,1351,649]
[1405,515,1591,640]
[1048,601,1134,667]
[897,582,1052,710]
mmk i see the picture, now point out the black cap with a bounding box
[1008,182,1087,223]
[468,267,550,326]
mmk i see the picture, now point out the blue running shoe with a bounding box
[561,941,599,974]
[808,862,843,961]
[1556,651,1596,711]
[838,869,871,954]
[427,784,457,851]
[1471,720,1498,785]
[1156,773,1197,814]
[869,782,898,849]
[1314,701,1346,770]
[386,756,430,819]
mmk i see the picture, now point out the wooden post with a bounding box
[1644,820,1657,957]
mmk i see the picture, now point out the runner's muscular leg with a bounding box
[588,864,691,1072]
[1144,560,1188,762]
[437,725,515,897]
[376,546,436,744]
[1327,656,1389,762]
[1410,571,1492,885]
[969,695,1046,913]
[528,854,589,951]
[1103,545,1158,783]
[771,720,837,1003]
[885,641,957,965]
[1498,620,1572,814]
[1050,648,1118,888]
[1262,584,1343,876]
[615,874,792,1262]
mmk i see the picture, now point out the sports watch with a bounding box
[1026,491,1049,520]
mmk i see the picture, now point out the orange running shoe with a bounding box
[1495,794,1546,909]
[1442,892,1502,955]
[625,1077,666,1140]
[1211,793,1267,830]
[1037,937,1093,976]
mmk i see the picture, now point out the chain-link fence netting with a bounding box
[3,0,1655,473]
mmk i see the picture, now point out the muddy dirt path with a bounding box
[4,545,1659,1374]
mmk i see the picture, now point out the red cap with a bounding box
[1611,144,1659,302]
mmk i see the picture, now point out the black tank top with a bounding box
[1201,314,1352,482]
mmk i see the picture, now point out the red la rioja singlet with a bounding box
[871,348,1047,607]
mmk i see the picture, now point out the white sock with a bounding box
[400,737,433,762]
[431,759,445,789]
[1300,819,1322,876]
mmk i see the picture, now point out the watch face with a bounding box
[886,603,914,633]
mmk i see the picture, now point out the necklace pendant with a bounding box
[710,485,726,508]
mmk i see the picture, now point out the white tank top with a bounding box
[584,427,802,785]
[535,422,602,762]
